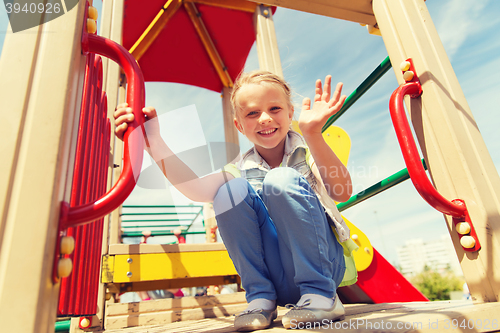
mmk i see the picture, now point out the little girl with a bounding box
[114,70,352,331]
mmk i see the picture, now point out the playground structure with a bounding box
[0,0,499,332]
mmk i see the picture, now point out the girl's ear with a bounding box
[288,106,294,123]
[234,117,244,134]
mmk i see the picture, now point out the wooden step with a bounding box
[104,292,247,330]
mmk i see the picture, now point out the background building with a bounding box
[396,235,463,277]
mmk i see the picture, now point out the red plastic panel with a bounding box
[356,249,428,303]
[122,0,263,92]
[58,54,111,316]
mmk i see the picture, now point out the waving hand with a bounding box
[299,75,346,138]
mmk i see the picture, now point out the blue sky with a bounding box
[1,0,498,266]
[131,0,500,266]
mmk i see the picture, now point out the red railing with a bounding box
[389,58,480,252]
[60,34,146,228]
[389,81,466,217]
[57,19,146,316]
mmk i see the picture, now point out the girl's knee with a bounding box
[213,178,250,215]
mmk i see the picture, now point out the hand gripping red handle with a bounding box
[389,81,466,218]
[61,34,145,228]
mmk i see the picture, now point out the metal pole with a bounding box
[322,56,392,131]
[337,159,426,212]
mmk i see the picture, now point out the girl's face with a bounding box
[233,82,294,154]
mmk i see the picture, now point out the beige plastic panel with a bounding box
[222,86,240,163]
[250,0,376,25]
[253,5,283,78]
[0,2,87,333]
[0,21,39,249]
[373,0,500,302]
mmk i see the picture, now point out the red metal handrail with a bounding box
[61,34,146,228]
[389,81,466,218]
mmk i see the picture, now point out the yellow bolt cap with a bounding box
[80,317,90,328]
[87,19,97,34]
[60,236,75,255]
[460,236,476,249]
[88,6,98,20]
[456,222,471,235]
[403,70,414,82]
[58,258,73,278]
[400,61,411,71]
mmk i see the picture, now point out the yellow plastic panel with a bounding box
[343,216,373,271]
[321,126,351,167]
[101,255,115,283]
[113,250,237,283]
[291,121,351,166]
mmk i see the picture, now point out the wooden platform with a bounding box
[98,293,500,333]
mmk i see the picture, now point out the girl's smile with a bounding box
[258,128,278,136]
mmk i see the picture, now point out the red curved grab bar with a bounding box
[61,34,145,228]
[389,81,465,218]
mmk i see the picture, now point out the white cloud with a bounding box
[432,0,490,59]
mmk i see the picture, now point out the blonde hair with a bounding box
[231,70,293,117]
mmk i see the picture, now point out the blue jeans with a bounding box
[213,168,345,306]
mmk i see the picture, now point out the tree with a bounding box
[410,266,464,301]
